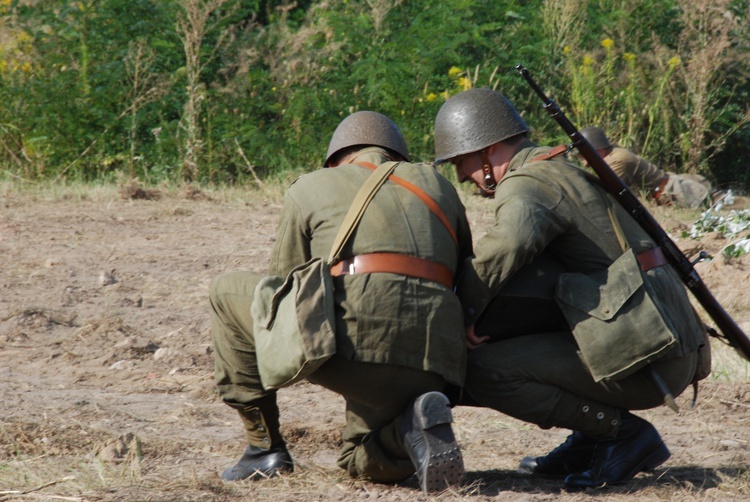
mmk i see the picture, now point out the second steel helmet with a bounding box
[325,111,410,166]
[434,88,529,164]
[580,126,612,150]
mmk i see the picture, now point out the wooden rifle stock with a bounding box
[515,64,750,362]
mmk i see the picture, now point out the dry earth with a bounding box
[1,183,749,501]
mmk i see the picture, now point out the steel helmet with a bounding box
[434,88,529,164]
[580,126,612,150]
[325,111,410,165]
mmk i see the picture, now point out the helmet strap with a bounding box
[481,149,497,196]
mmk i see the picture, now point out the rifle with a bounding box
[515,64,750,363]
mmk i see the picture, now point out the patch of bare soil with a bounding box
[1,186,748,501]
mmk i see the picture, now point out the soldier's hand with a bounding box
[465,324,489,350]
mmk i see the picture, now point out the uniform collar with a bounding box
[508,141,561,172]
[347,147,394,167]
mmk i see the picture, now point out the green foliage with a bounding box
[689,207,750,240]
[0,0,749,189]
[3,0,180,180]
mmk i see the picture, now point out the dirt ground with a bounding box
[1,183,749,501]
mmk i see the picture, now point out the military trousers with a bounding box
[210,270,446,483]
[463,331,697,438]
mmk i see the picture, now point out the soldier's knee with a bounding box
[210,270,262,306]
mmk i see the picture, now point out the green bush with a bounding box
[1,0,748,190]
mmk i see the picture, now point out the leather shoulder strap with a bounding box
[528,144,569,163]
[328,161,400,264]
[356,162,458,247]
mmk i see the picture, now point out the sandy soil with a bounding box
[1,184,749,501]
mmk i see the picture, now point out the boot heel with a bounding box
[415,392,452,429]
[641,442,671,472]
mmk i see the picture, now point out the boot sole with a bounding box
[413,392,464,493]
[564,441,671,490]
[221,450,293,481]
[606,441,671,487]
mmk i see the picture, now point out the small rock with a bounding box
[99,433,141,463]
[109,360,134,370]
[719,439,742,449]
[100,269,118,286]
[153,347,176,361]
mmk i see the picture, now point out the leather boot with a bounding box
[564,411,671,490]
[222,396,293,481]
[401,392,464,493]
[519,431,597,476]
[221,443,293,481]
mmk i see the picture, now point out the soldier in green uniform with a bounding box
[210,111,473,493]
[580,126,713,208]
[433,89,709,490]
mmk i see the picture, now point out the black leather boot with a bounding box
[222,396,292,481]
[401,391,464,493]
[519,431,597,476]
[221,443,293,481]
[564,411,671,490]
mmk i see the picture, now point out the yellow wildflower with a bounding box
[668,56,681,68]
[601,38,615,49]
[623,52,636,62]
[448,66,462,78]
[583,55,595,66]
[426,93,438,102]
[17,31,32,45]
[563,45,571,54]
[458,76,471,91]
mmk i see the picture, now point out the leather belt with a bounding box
[637,247,668,272]
[652,175,670,204]
[330,253,453,288]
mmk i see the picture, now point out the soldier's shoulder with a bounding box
[512,157,572,178]
[287,166,338,188]
[608,147,638,161]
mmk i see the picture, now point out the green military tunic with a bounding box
[270,148,472,385]
[212,148,472,482]
[606,146,712,208]
[459,141,705,438]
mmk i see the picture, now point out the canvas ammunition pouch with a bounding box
[555,247,678,382]
[252,258,337,390]
[555,192,684,382]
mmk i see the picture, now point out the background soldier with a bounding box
[210,111,473,493]
[579,126,713,208]
[433,89,708,490]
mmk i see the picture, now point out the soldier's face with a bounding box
[451,152,484,186]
